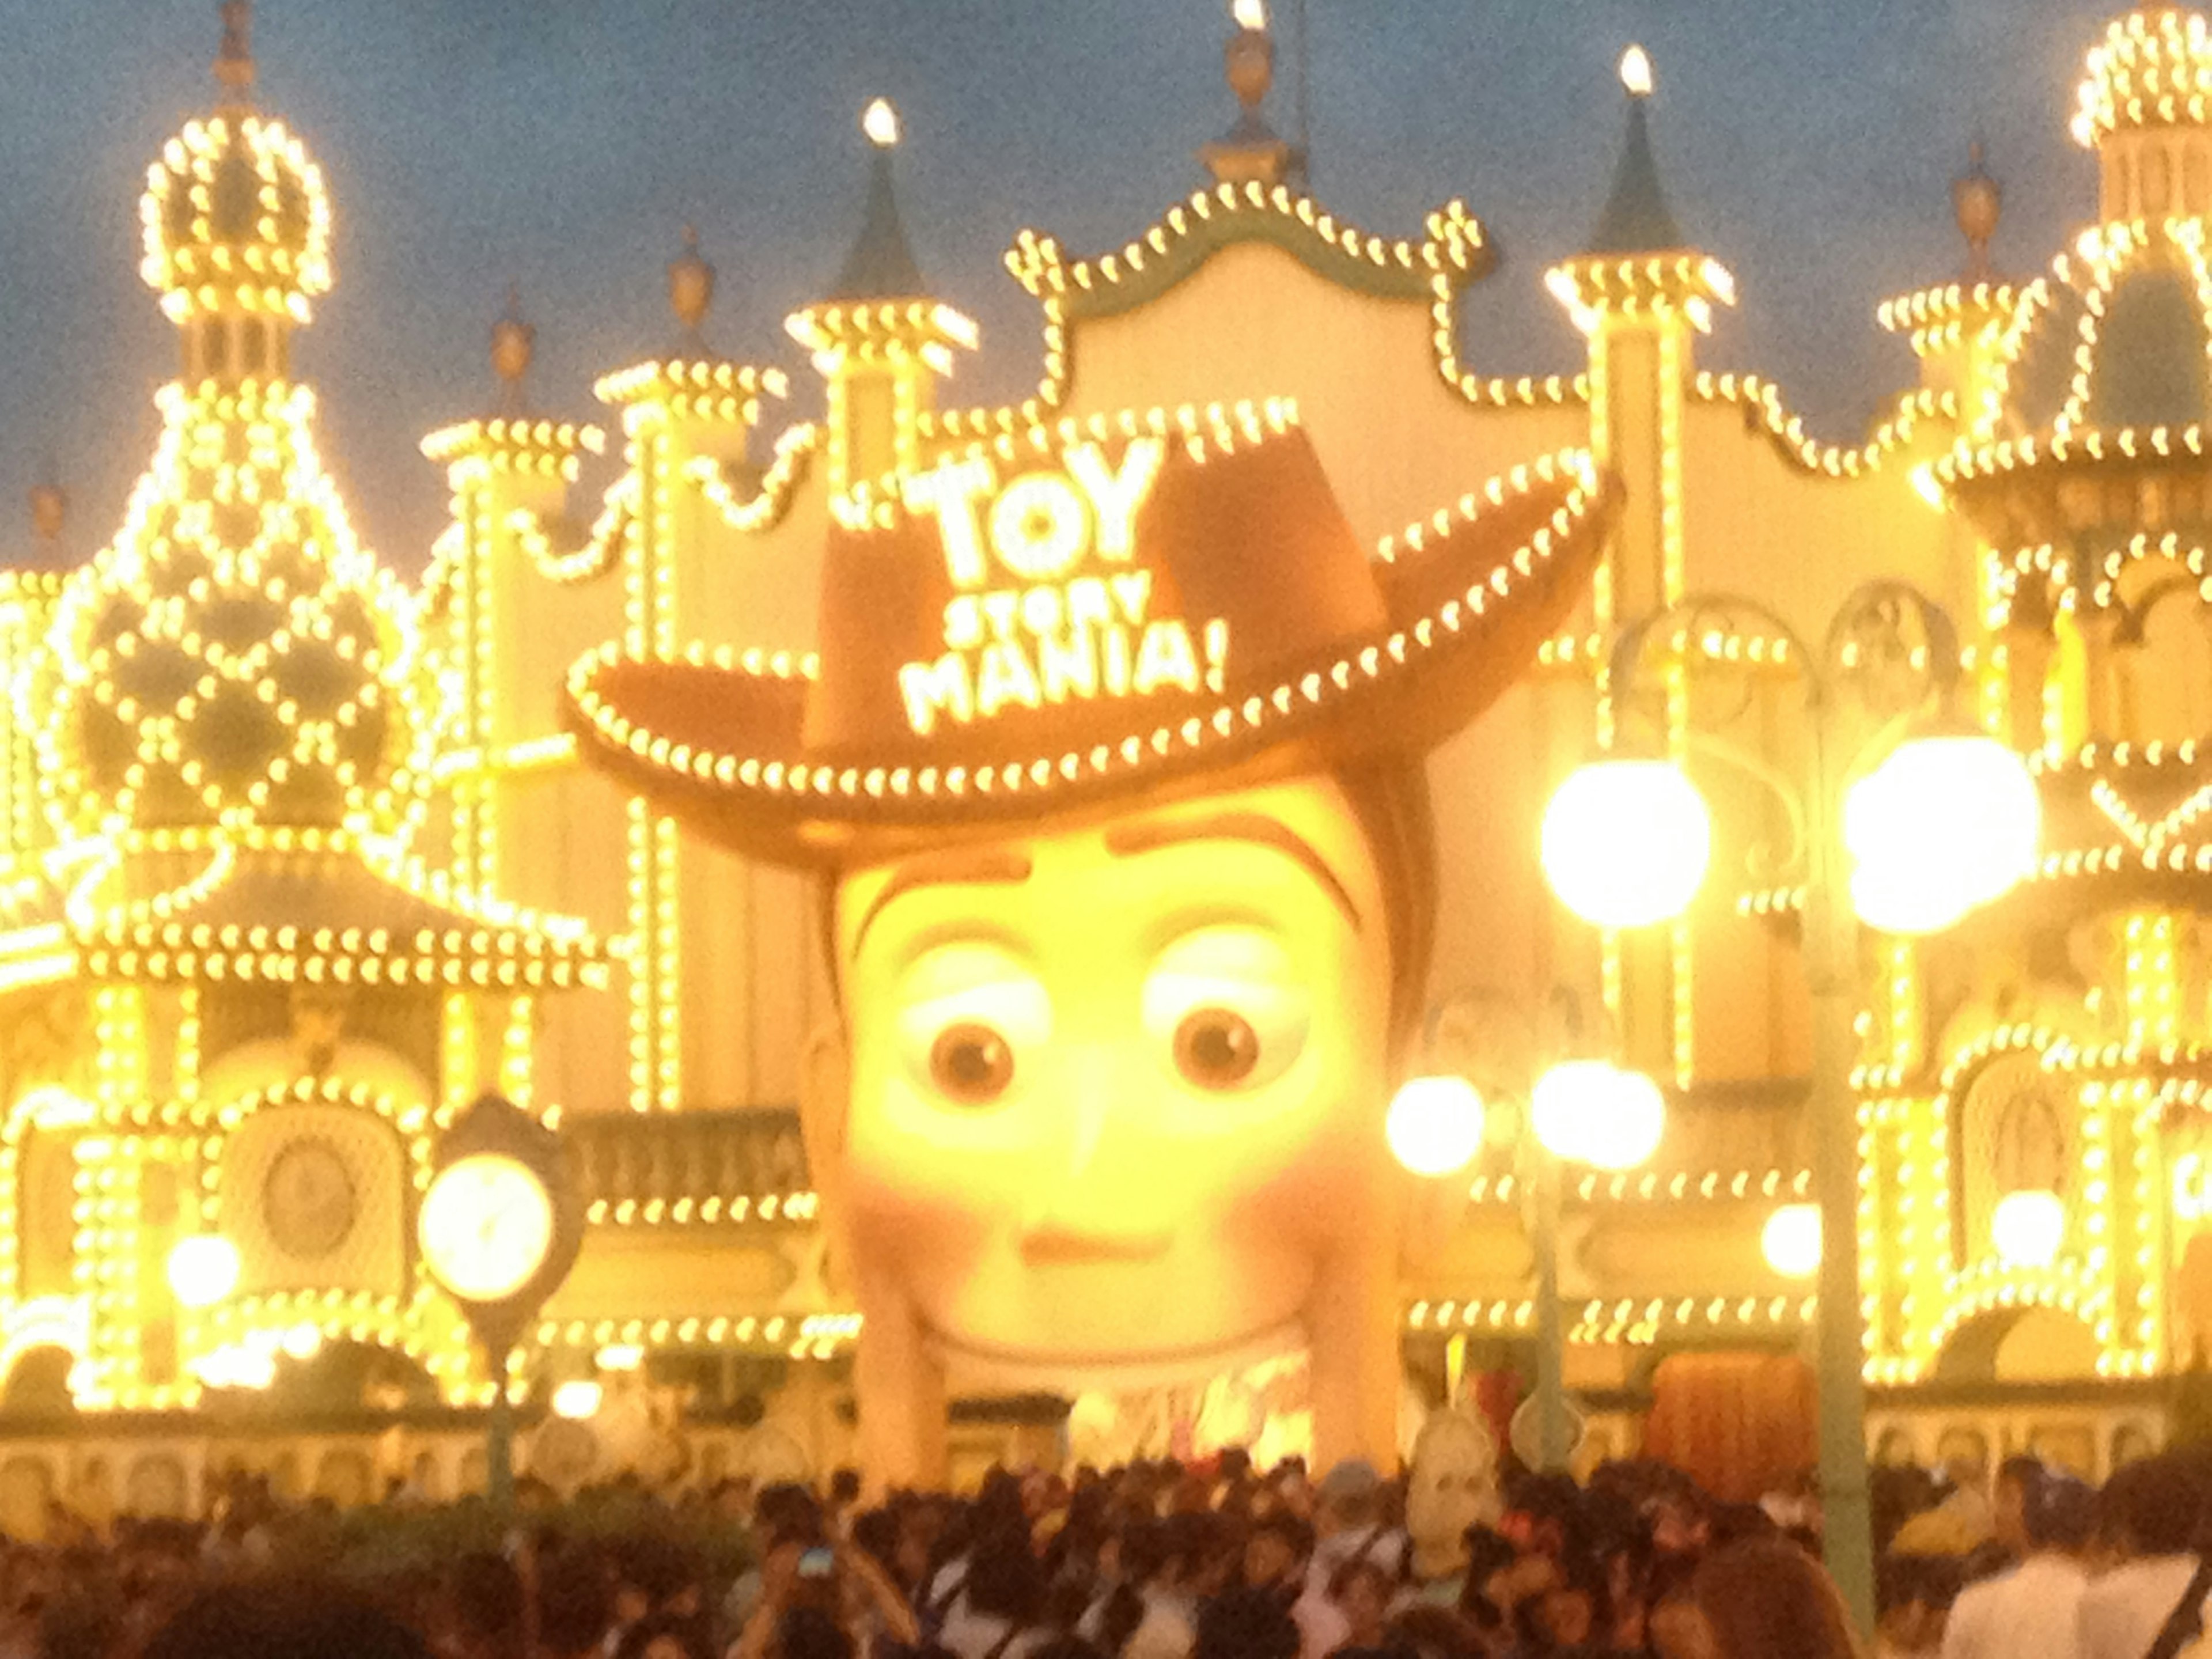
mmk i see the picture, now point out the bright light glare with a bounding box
[1541,760,1711,929]
[166,1235,240,1309]
[1845,734,2040,934]
[1233,0,1268,30]
[281,1324,322,1361]
[1532,1060,1665,1171]
[1620,46,1654,98]
[862,99,900,148]
[1762,1204,1823,1279]
[596,1343,645,1372]
[552,1380,604,1421]
[1386,1076,1487,1177]
[1992,1189,2067,1269]
[193,1344,274,1391]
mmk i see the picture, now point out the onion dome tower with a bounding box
[14,3,601,998]
[1926,0,2212,915]
[1936,0,2212,647]
[42,3,423,844]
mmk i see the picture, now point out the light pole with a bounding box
[1539,581,2040,1634]
[1390,999,1665,1476]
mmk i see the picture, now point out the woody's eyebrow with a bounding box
[850,850,1034,955]
[1103,812,1362,933]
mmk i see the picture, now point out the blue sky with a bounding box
[0,1,2138,567]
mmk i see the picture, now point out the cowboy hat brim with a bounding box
[563,450,1619,869]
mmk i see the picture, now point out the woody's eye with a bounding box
[1173,1008,1261,1092]
[1143,927,1309,1097]
[897,944,1050,1112]
[930,1022,1016,1105]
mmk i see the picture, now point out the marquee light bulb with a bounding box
[1233,0,1268,31]
[1387,1076,1487,1178]
[862,99,900,148]
[1620,46,1654,98]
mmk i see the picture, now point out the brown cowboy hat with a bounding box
[564,399,1619,866]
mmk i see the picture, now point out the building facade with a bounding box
[0,0,2198,1511]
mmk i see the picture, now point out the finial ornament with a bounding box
[491,284,535,397]
[1952,140,2003,281]
[28,482,65,546]
[215,0,254,100]
[1225,1,1276,112]
[1203,0,1289,184]
[863,98,900,149]
[1620,45,1654,99]
[669,224,715,338]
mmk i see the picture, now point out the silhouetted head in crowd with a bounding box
[143,1580,430,1659]
[537,1554,616,1659]
[1991,1455,2046,1555]
[1196,1587,1300,1659]
[2101,1453,2206,1558]
[776,1607,853,1659]
[2025,1475,2097,1556]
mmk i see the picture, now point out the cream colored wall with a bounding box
[1058,241,1589,540]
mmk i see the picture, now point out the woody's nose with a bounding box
[1017,1078,1173,1263]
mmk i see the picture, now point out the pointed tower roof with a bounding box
[832,100,925,300]
[1586,46,1687,255]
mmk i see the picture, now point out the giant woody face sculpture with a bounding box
[568,400,1616,1483]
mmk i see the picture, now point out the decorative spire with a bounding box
[831,100,926,300]
[491,284,535,409]
[215,0,254,103]
[1202,0,1292,187]
[669,224,715,345]
[1585,46,1688,255]
[1952,142,2003,281]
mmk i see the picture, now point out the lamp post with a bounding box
[1390,999,1664,1476]
[417,1093,583,1508]
[1539,581,2040,1634]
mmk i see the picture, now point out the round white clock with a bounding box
[416,1153,555,1304]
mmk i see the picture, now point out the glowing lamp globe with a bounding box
[1762,1204,1823,1280]
[552,1380,604,1421]
[1993,1189,2067,1270]
[167,1235,241,1309]
[1580,1065,1666,1172]
[1531,1060,1601,1164]
[1541,761,1711,929]
[1844,735,2040,934]
[1532,1060,1665,1171]
[1387,1076,1487,1177]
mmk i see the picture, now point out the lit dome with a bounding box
[2073,4,2212,150]
[140,113,332,325]
[36,13,429,845]
[40,381,431,840]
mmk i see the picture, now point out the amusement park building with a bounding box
[0,0,2200,1509]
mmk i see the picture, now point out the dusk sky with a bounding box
[0,1,2145,569]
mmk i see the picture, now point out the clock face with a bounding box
[417,1154,555,1304]
[263,1138,357,1260]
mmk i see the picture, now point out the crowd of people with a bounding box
[11,1444,2212,1659]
